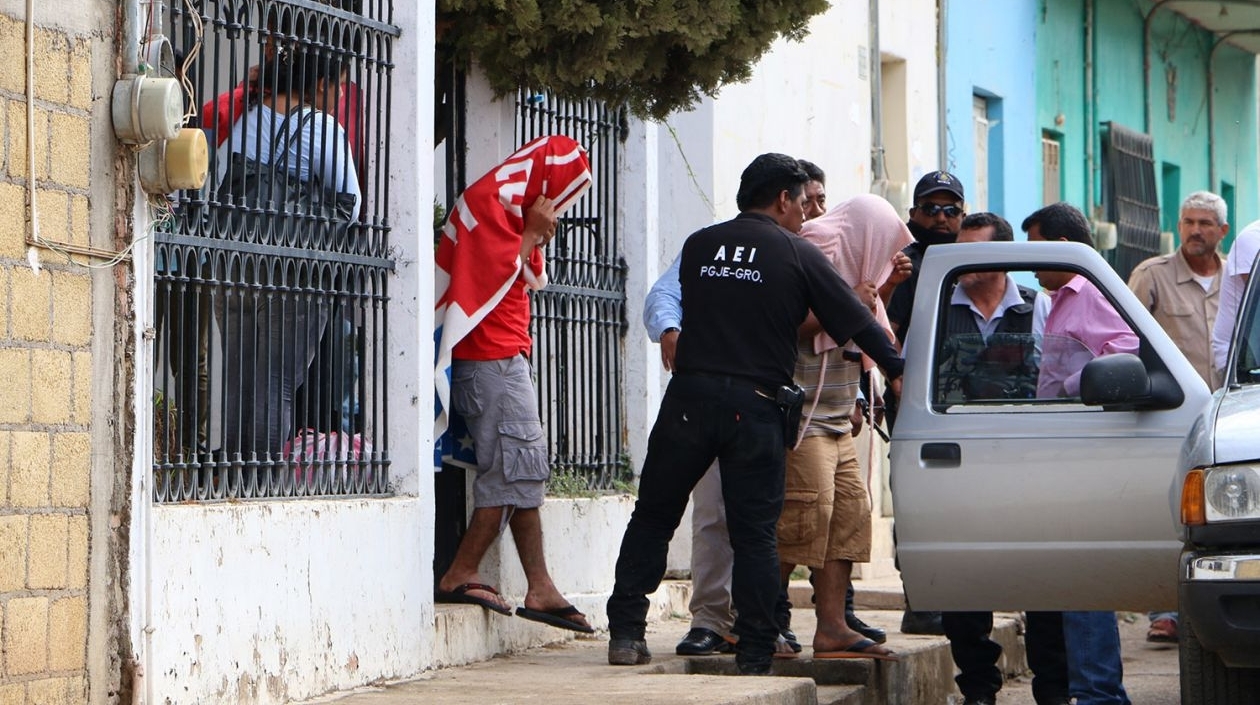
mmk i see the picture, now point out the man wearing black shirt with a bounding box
[882,169,965,637]
[606,154,905,675]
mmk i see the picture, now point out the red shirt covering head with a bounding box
[437,134,592,359]
[433,135,592,465]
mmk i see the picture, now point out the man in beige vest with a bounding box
[1127,189,1227,643]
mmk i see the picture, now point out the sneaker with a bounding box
[1146,617,1179,643]
[777,628,802,654]
[608,638,652,665]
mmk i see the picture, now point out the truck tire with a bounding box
[1180,612,1260,704]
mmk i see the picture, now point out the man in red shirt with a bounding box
[433,136,596,633]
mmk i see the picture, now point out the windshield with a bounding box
[1234,281,1260,385]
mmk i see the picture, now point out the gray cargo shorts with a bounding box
[449,356,550,509]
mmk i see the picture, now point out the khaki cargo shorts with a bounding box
[776,432,871,567]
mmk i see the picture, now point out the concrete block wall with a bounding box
[0,12,98,705]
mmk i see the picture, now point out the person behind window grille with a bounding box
[216,40,360,463]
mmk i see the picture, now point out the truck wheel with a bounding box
[1180,613,1260,704]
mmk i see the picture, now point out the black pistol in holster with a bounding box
[774,384,806,446]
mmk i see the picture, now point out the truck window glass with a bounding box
[931,266,1139,410]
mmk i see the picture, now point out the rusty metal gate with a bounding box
[1102,122,1161,281]
[517,91,630,490]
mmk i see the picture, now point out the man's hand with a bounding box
[887,377,902,399]
[854,281,879,311]
[660,329,680,371]
[523,196,558,246]
[879,252,913,303]
[849,404,865,437]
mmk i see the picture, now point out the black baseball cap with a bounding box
[913,171,965,202]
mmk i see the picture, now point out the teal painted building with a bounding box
[946,0,1259,255]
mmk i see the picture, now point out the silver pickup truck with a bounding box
[1177,251,1260,702]
[889,240,1259,703]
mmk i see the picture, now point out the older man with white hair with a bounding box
[1127,190,1228,643]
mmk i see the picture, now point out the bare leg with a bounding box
[509,507,592,629]
[813,559,892,655]
[437,505,512,612]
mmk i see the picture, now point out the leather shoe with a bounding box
[608,638,652,665]
[846,611,887,644]
[900,609,945,635]
[675,627,733,655]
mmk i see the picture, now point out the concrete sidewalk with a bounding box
[303,576,1027,705]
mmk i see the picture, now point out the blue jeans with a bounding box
[1063,611,1130,705]
[607,373,786,671]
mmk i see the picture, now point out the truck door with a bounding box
[891,241,1211,611]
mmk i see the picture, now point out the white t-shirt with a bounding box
[1211,220,1260,371]
[226,104,361,220]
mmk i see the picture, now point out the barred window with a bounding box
[153,0,398,501]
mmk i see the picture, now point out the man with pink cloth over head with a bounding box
[775,193,911,660]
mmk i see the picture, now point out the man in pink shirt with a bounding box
[1023,202,1134,705]
[1024,204,1139,399]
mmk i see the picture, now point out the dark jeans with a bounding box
[944,611,1068,704]
[155,270,212,453]
[607,373,786,669]
[219,289,329,457]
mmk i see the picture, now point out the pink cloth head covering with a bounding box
[798,193,914,362]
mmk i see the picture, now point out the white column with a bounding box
[620,117,662,477]
[385,0,436,668]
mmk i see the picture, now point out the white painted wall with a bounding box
[879,0,944,185]
[137,1,436,702]
[148,500,427,703]
[123,0,939,700]
[651,0,940,574]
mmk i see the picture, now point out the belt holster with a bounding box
[774,384,806,445]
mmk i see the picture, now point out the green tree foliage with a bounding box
[437,0,831,120]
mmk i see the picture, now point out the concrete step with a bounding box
[787,576,907,613]
[815,684,866,705]
[314,580,1032,705]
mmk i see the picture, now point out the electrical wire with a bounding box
[179,0,203,123]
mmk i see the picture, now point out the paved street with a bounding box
[313,600,1182,704]
[995,612,1179,705]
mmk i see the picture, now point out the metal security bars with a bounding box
[1102,122,1161,282]
[153,0,397,501]
[516,91,630,490]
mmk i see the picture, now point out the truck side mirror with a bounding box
[1080,353,1151,408]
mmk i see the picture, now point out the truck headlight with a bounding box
[1204,464,1260,522]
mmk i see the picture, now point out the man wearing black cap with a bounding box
[884,170,967,345]
[881,170,966,637]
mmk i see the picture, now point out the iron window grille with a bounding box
[153,0,397,501]
[516,90,631,491]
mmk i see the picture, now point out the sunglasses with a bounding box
[915,203,964,218]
